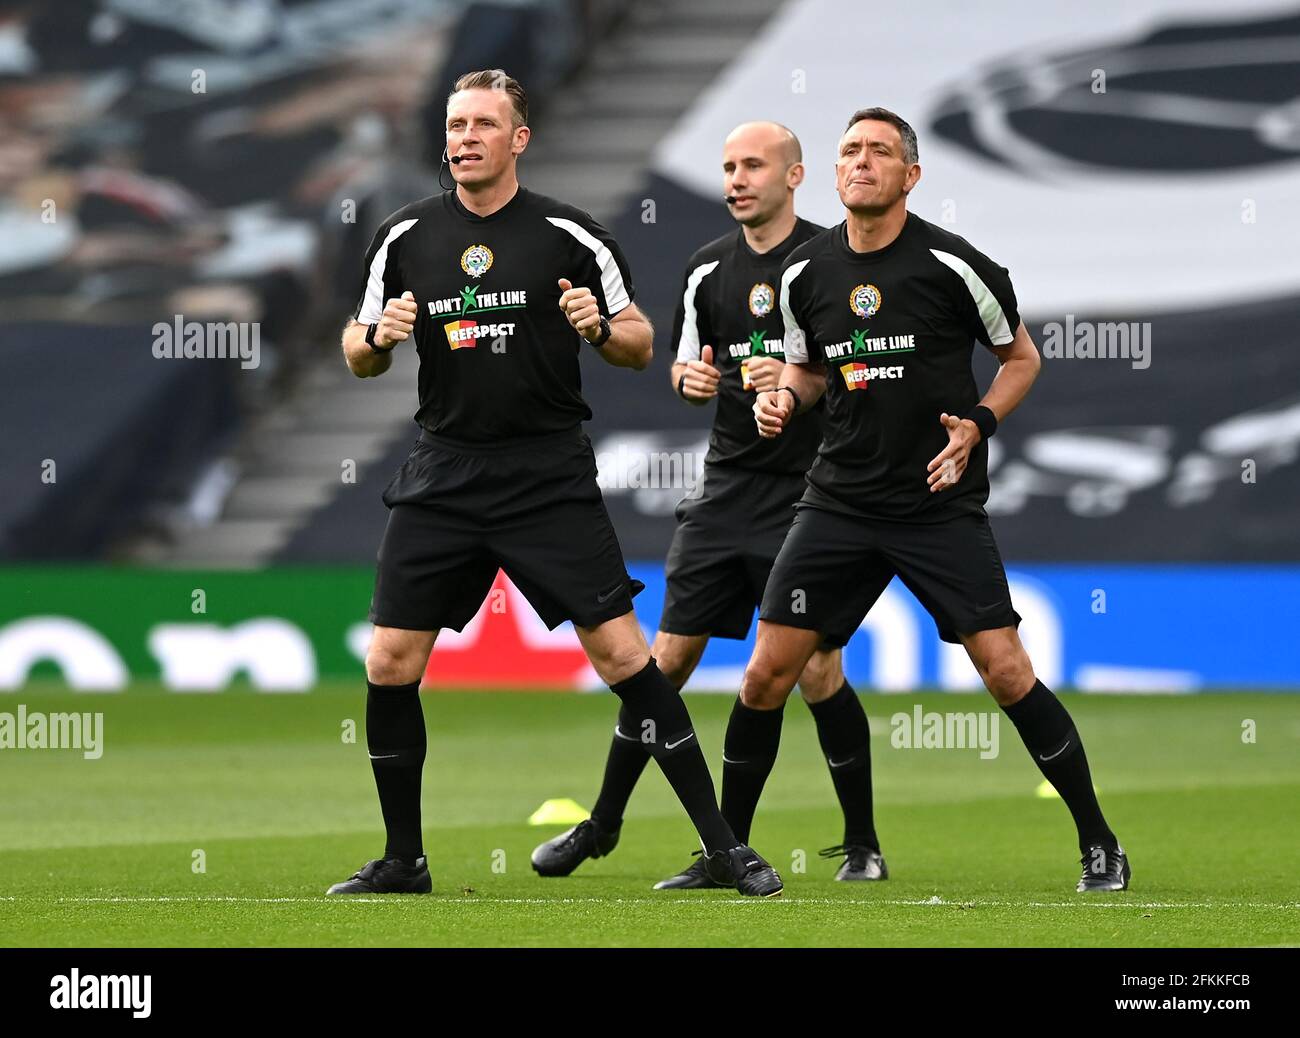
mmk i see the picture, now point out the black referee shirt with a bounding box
[672,218,825,474]
[355,187,635,445]
[780,211,1020,521]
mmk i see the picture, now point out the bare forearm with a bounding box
[776,362,827,415]
[670,361,709,405]
[981,323,1041,421]
[981,356,1037,420]
[595,313,653,370]
[342,320,393,378]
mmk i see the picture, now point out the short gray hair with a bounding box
[844,107,918,165]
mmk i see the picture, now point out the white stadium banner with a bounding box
[653,0,1300,314]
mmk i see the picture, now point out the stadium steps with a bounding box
[523,0,789,221]
[146,0,788,566]
[221,477,335,520]
[152,520,292,568]
[155,346,420,563]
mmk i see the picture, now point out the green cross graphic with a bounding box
[459,284,480,315]
[850,328,871,358]
[748,331,767,357]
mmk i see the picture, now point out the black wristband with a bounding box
[963,404,998,441]
[777,385,803,412]
[677,372,688,398]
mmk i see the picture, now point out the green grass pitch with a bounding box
[1,683,1297,947]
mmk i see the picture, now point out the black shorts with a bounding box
[759,504,1021,645]
[368,427,644,632]
[660,465,808,641]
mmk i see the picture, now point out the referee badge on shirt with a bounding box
[748,282,774,317]
[849,283,882,319]
[460,244,494,278]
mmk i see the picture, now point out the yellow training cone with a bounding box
[1036,780,1099,799]
[528,798,590,826]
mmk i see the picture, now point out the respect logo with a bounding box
[444,320,518,349]
[840,363,904,390]
[445,319,478,349]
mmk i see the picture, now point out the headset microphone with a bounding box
[723,195,738,204]
[439,148,464,189]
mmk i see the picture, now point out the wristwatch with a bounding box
[365,322,394,354]
[588,315,612,348]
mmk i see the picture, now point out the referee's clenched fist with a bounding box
[679,344,720,402]
[375,291,418,350]
[557,277,602,341]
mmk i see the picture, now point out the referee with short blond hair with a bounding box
[328,69,782,898]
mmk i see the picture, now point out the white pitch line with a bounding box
[0,896,1296,910]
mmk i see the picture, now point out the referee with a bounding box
[751,108,1129,892]
[531,122,887,888]
[328,70,781,897]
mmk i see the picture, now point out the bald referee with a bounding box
[328,70,781,897]
[751,108,1129,892]
[531,122,888,888]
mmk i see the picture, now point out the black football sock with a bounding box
[1002,680,1117,853]
[807,681,879,851]
[366,679,427,864]
[609,659,736,854]
[590,704,651,832]
[720,697,785,846]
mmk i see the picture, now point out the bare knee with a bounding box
[740,657,798,710]
[366,645,426,686]
[599,645,652,687]
[656,654,693,691]
[980,648,1035,706]
[650,633,706,692]
[797,650,844,704]
[962,628,1036,707]
[576,612,651,686]
[741,623,821,710]
[583,635,649,686]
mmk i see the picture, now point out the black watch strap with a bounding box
[589,315,612,348]
[366,322,393,354]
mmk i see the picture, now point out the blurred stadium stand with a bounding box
[0,320,239,558]
[1,0,790,564]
